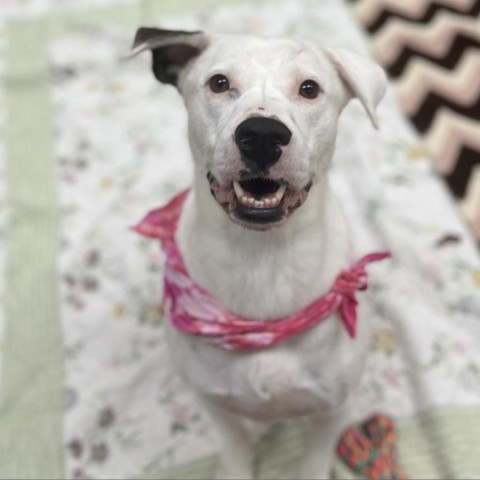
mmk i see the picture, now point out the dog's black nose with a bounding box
[235,117,292,172]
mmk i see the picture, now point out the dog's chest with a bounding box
[165,305,369,420]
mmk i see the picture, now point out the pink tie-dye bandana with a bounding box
[133,190,391,351]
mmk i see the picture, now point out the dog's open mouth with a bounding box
[208,174,311,229]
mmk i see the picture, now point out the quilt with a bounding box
[1,1,480,478]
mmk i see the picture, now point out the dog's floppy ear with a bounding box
[131,27,209,86]
[325,48,387,129]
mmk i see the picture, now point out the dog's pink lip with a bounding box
[207,173,311,228]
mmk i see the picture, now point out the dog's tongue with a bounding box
[234,180,286,210]
[240,178,280,198]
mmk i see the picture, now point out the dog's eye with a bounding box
[299,80,320,99]
[209,74,230,93]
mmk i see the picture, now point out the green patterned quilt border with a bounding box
[0,18,64,480]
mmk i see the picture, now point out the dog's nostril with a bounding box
[272,128,292,147]
[238,135,254,147]
[272,133,288,146]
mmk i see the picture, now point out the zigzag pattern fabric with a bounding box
[351,0,480,240]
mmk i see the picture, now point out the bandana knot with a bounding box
[133,190,391,351]
[333,269,368,295]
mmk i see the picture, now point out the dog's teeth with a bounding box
[233,181,244,199]
[274,184,287,200]
[234,180,286,209]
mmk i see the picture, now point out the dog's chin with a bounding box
[230,201,286,231]
[207,173,312,231]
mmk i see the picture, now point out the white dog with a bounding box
[132,28,387,479]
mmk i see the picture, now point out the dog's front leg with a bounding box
[199,395,254,480]
[298,402,351,480]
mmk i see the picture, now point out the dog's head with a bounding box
[132,28,387,230]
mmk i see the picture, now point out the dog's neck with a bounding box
[176,171,353,321]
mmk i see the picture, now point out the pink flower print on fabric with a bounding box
[133,190,392,351]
